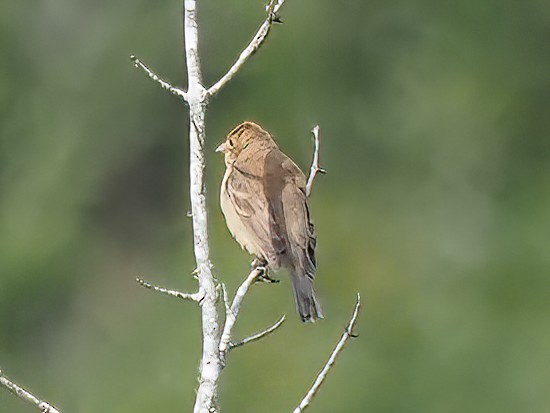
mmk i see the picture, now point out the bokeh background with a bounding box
[1,0,549,412]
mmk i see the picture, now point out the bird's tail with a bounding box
[291,272,323,323]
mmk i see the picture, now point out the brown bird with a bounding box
[217,121,323,322]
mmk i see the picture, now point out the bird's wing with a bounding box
[278,156,317,278]
[227,147,316,272]
[225,161,287,263]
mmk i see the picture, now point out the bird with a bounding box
[216,121,323,322]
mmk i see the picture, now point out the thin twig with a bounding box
[218,267,265,357]
[0,369,61,413]
[293,293,361,413]
[130,55,188,101]
[229,314,286,350]
[136,277,204,302]
[207,0,287,97]
[306,125,326,198]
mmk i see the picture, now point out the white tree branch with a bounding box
[182,1,223,412]
[130,55,188,100]
[219,267,265,358]
[136,277,204,302]
[207,0,288,97]
[0,369,61,413]
[293,293,361,413]
[306,125,326,198]
[228,314,286,351]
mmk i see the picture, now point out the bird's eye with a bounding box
[228,138,234,147]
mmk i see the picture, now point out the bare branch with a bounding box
[221,283,231,315]
[130,55,188,101]
[0,369,61,413]
[219,267,265,357]
[229,314,286,351]
[181,1,222,411]
[306,125,326,198]
[293,293,361,413]
[136,277,204,302]
[207,0,288,97]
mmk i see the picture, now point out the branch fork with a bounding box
[218,268,286,367]
[131,0,288,103]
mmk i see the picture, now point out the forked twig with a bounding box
[293,293,361,413]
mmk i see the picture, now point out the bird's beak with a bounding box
[216,142,227,153]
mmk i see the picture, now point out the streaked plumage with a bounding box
[217,121,323,322]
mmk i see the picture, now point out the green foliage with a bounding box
[1,0,549,411]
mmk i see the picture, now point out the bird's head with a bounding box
[216,121,275,165]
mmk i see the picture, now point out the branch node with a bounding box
[266,0,283,24]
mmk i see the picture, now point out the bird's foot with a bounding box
[250,258,267,270]
[256,269,279,284]
[250,258,278,283]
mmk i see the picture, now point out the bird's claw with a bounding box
[250,258,267,270]
[255,269,279,284]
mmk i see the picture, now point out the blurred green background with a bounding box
[1,0,549,412]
